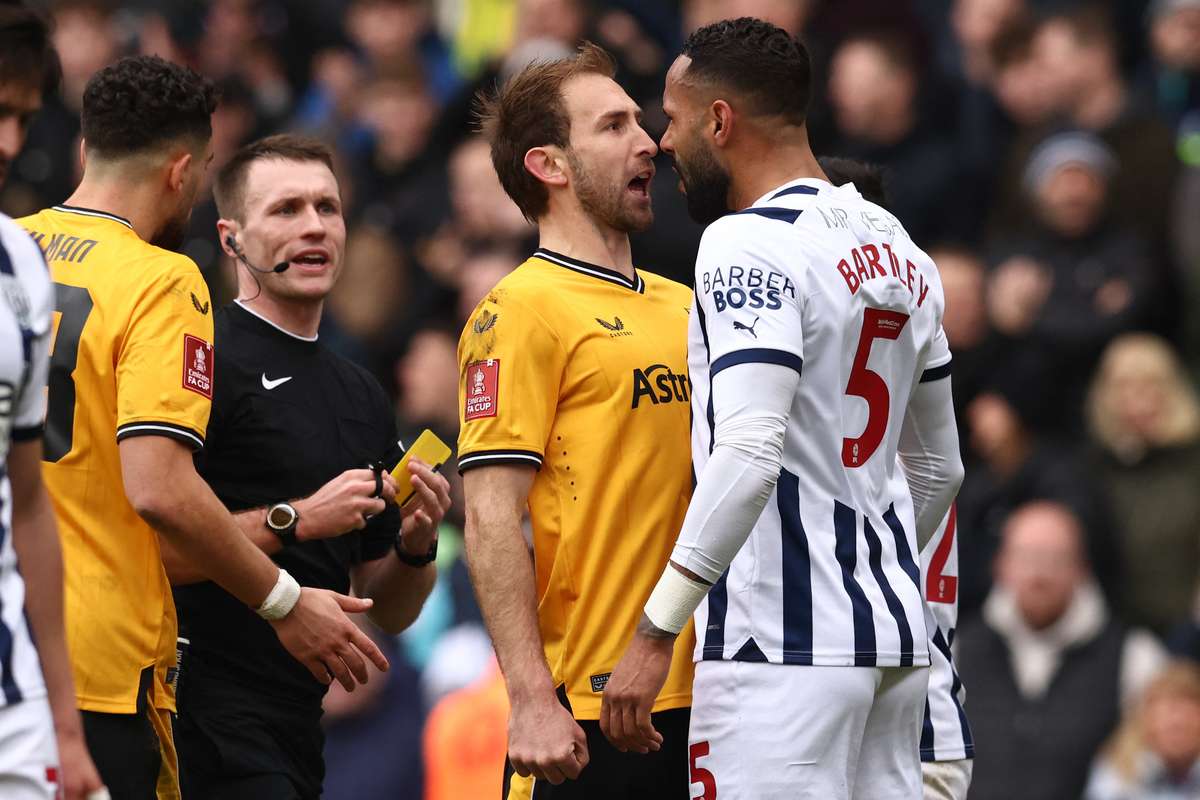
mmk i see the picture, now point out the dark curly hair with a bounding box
[0,2,61,95]
[680,17,812,127]
[81,55,217,158]
[819,157,888,208]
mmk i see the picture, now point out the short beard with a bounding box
[568,150,652,234]
[677,142,731,226]
[151,209,190,252]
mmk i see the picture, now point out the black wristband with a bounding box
[393,533,437,567]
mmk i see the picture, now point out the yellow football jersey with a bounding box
[458,249,695,720]
[19,205,215,714]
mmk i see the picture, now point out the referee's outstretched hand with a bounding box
[270,588,390,690]
[508,693,590,784]
[293,468,396,540]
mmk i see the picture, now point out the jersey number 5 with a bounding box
[689,741,717,799]
[45,283,93,462]
[842,308,910,468]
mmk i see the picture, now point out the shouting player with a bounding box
[603,18,963,800]
[459,43,695,798]
[18,56,387,799]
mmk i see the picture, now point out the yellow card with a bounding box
[390,429,453,506]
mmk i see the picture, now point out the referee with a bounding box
[163,134,451,799]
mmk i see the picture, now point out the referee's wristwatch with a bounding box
[393,532,437,567]
[266,502,301,547]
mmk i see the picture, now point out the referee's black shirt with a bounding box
[175,301,402,795]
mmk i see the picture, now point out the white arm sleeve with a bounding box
[898,376,964,550]
[669,361,800,583]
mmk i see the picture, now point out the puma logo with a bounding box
[734,316,760,338]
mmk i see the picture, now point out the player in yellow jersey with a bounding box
[18,56,388,800]
[459,43,694,799]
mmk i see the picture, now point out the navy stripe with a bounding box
[920,698,936,761]
[834,501,876,666]
[695,289,728,660]
[884,504,922,590]
[711,348,803,379]
[731,207,803,224]
[863,519,914,666]
[920,361,952,383]
[701,571,730,661]
[731,636,768,662]
[0,468,23,705]
[770,185,820,199]
[695,290,716,456]
[932,627,975,754]
[0,238,14,275]
[778,469,813,664]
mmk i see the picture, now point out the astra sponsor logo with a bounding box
[700,265,796,314]
[632,363,690,409]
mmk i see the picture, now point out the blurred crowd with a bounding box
[4,0,1200,797]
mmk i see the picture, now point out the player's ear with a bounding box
[710,100,733,148]
[524,146,569,190]
[166,150,194,193]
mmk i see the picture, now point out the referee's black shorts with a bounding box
[502,705,691,799]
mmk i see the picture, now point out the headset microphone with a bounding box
[224,235,290,274]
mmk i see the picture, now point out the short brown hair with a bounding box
[476,41,616,222]
[213,133,335,220]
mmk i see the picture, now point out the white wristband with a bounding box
[643,565,711,635]
[255,568,301,621]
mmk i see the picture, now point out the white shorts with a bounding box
[921,758,972,800]
[0,696,60,800]
[689,661,927,800]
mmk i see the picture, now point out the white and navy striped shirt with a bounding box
[919,504,975,761]
[687,178,952,668]
[0,214,52,707]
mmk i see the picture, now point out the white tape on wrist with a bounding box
[644,566,711,635]
[255,568,301,620]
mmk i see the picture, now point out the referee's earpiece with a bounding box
[225,234,290,274]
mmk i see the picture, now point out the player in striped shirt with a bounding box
[822,158,975,800]
[0,6,104,798]
[603,18,964,799]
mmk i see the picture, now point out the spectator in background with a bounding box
[827,30,969,244]
[1147,0,1200,371]
[423,662,508,800]
[322,630,427,800]
[416,136,533,289]
[957,501,1165,800]
[1087,334,1200,636]
[345,0,460,103]
[988,131,1155,431]
[955,379,1118,617]
[1085,661,1200,800]
[950,0,1027,86]
[322,223,411,371]
[349,68,443,236]
[992,5,1177,251]
[454,247,519,322]
[0,0,117,215]
[927,243,1001,444]
[1149,0,1200,129]
[395,325,460,445]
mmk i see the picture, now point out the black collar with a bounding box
[52,204,134,230]
[534,248,645,293]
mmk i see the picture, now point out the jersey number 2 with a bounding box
[842,308,910,468]
[45,283,93,462]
